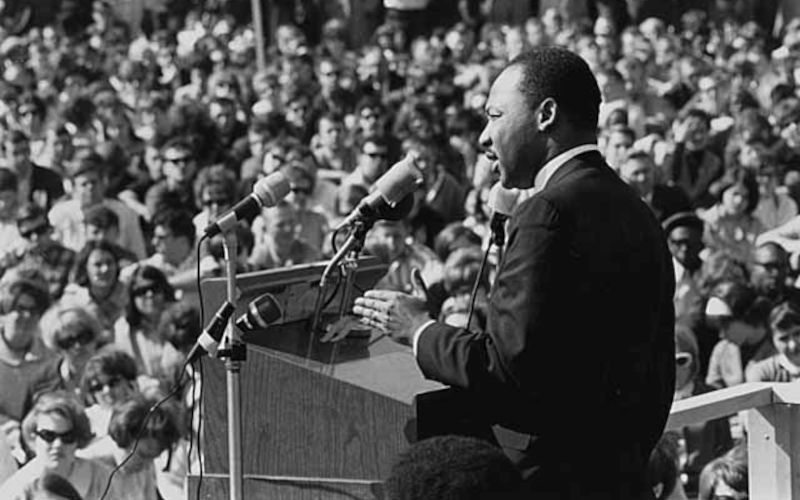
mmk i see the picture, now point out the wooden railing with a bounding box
[667,382,800,498]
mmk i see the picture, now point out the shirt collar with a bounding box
[532,144,600,192]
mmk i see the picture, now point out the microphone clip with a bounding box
[216,343,247,361]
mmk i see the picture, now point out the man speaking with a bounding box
[352,48,675,499]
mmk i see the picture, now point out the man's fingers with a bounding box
[363,289,404,301]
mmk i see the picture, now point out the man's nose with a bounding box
[478,126,490,150]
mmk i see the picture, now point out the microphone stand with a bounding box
[310,220,370,337]
[215,231,245,500]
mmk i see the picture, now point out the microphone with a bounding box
[204,171,291,237]
[335,152,424,230]
[235,293,283,333]
[184,301,236,366]
[488,183,519,247]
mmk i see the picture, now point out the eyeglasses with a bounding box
[360,113,378,120]
[35,428,77,445]
[668,238,692,247]
[202,198,231,207]
[55,330,94,350]
[19,224,49,239]
[754,261,783,270]
[363,151,387,159]
[290,186,312,195]
[675,353,692,367]
[88,376,125,393]
[163,156,192,164]
[132,284,163,297]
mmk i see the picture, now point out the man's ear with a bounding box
[537,98,557,132]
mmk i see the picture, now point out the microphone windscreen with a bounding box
[374,153,424,206]
[253,172,291,207]
[236,293,283,332]
[488,183,520,217]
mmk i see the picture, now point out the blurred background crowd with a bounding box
[0,0,800,498]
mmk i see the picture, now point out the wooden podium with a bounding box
[191,258,442,499]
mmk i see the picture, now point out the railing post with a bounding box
[747,403,800,499]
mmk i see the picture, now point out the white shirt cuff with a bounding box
[412,319,437,357]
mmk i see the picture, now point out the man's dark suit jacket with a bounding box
[416,151,676,499]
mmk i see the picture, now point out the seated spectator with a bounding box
[80,349,141,440]
[664,212,705,324]
[337,136,390,211]
[203,223,255,277]
[647,432,688,500]
[281,164,329,252]
[699,167,764,265]
[705,281,775,389]
[664,109,724,209]
[2,130,64,211]
[752,150,797,231]
[383,435,523,500]
[82,205,138,268]
[1,391,112,500]
[249,201,321,270]
[112,266,175,379]
[697,441,748,500]
[746,301,800,382]
[191,164,238,239]
[0,169,24,256]
[144,138,199,218]
[0,270,53,465]
[365,219,443,295]
[756,210,800,256]
[77,394,182,500]
[8,204,76,300]
[37,304,103,397]
[749,242,800,308]
[601,124,635,172]
[155,301,201,389]
[620,151,690,222]
[48,152,146,260]
[672,325,732,495]
[406,138,467,229]
[311,112,357,173]
[61,241,128,340]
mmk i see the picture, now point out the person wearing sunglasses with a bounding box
[113,266,175,379]
[37,305,102,397]
[672,325,733,497]
[280,164,329,252]
[0,269,52,467]
[80,349,141,441]
[9,204,76,300]
[191,165,237,240]
[1,390,114,500]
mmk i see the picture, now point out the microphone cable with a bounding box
[100,234,211,500]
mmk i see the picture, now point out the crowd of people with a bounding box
[0,0,799,498]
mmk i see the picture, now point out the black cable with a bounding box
[186,362,196,476]
[195,357,204,500]
[466,241,492,332]
[194,234,207,500]
[99,376,186,500]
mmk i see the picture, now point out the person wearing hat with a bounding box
[664,211,704,324]
[705,281,775,389]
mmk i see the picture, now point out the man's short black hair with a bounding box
[506,48,601,131]
[384,435,523,500]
